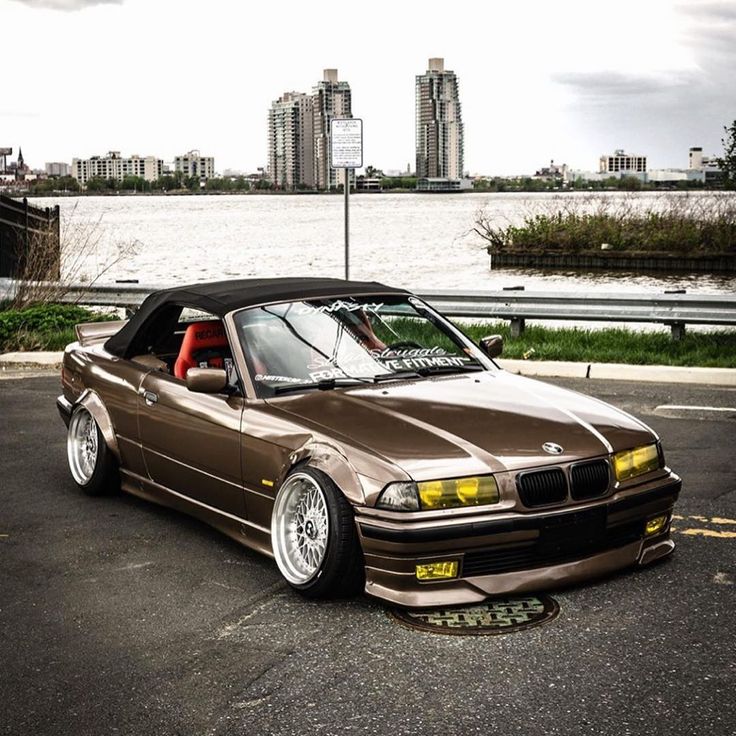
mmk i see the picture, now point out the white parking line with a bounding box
[655,405,736,413]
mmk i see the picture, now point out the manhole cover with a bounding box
[389,595,560,636]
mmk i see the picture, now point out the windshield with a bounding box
[233,294,492,397]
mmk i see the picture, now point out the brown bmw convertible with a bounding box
[58,278,680,607]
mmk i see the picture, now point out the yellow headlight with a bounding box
[613,444,660,482]
[416,560,459,580]
[417,476,499,510]
[418,480,444,509]
[456,476,480,503]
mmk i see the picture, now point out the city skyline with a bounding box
[2,0,735,174]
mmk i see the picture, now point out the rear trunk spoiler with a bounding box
[75,320,128,347]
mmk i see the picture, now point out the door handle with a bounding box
[143,390,158,406]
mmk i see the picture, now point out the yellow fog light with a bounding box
[417,476,499,510]
[415,560,459,581]
[613,444,660,482]
[645,515,667,537]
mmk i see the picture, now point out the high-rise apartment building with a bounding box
[267,69,352,191]
[268,92,315,189]
[174,150,215,180]
[312,69,352,190]
[415,58,464,181]
[72,151,163,185]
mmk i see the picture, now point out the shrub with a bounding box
[474,193,736,253]
[0,303,117,352]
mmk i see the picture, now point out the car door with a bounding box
[137,368,246,519]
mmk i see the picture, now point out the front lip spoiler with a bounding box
[358,480,681,544]
[57,395,73,427]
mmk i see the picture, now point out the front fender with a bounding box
[287,441,367,506]
[75,389,121,461]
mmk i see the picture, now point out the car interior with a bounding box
[128,305,234,384]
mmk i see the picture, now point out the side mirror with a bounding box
[186,367,228,394]
[479,335,503,359]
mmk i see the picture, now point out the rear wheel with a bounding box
[67,406,116,496]
[271,467,364,599]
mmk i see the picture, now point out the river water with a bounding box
[30,191,736,295]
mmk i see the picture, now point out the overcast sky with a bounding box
[2,0,734,175]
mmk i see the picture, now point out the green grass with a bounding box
[458,321,736,368]
[0,303,118,352]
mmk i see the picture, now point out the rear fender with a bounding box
[287,442,365,506]
[75,389,121,461]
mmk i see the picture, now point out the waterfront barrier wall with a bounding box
[489,251,736,273]
[0,195,61,279]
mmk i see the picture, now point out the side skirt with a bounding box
[119,469,274,559]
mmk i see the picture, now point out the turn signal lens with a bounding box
[613,444,661,482]
[376,482,420,511]
[416,560,459,581]
[645,515,667,536]
[417,476,499,510]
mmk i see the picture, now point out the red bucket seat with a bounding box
[174,320,229,380]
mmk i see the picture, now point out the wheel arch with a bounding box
[75,389,121,462]
[284,441,365,506]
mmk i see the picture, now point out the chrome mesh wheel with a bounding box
[67,407,99,485]
[271,473,330,585]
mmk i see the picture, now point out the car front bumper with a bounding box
[356,473,681,608]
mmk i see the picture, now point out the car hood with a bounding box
[267,371,656,479]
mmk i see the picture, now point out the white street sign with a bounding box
[330,118,363,169]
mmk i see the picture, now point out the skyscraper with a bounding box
[268,92,315,190]
[415,58,464,181]
[312,69,352,190]
[267,69,352,191]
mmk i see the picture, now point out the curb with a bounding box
[498,359,736,386]
[0,351,63,369]
[1,352,735,387]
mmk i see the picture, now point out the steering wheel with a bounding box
[385,340,423,351]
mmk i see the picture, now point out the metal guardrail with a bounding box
[416,289,736,339]
[2,280,734,340]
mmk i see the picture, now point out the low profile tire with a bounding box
[271,466,364,599]
[67,406,116,496]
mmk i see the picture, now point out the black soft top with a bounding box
[105,277,407,357]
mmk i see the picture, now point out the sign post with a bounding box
[330,118,363,280]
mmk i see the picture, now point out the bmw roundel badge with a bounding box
[542,442,564,455]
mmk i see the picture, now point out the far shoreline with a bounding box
[10,187,735,199]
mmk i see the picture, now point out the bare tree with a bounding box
[9,203,139,309]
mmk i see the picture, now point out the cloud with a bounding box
[680,5,736,64]
[678,1,736,23]
[553,71,692,100]
[10,0,122,10]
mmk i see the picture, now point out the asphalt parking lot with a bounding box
[1,374,734,736]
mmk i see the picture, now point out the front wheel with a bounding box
[67,405,116,496]
[271,467,364,599]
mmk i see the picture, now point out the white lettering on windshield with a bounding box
[254,374,305,384]
[370,346,448,359]
[297,300,385,315]
[384,356,470,371]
